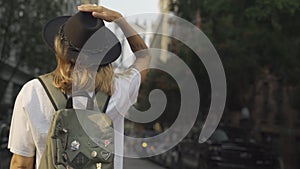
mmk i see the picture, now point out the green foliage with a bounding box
[0,0,67,74]
[170,0,300,110]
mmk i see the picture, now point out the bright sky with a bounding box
[99,0,161,68]
[100,0,160,17]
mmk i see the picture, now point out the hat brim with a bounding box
[43,16,70,51]
[42,16,121,66]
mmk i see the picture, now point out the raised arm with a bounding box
[78,4,151,81]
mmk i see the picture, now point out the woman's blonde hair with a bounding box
[51,36,114,95]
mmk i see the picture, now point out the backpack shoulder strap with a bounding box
[38,73,67,111]
[95,91,110,113]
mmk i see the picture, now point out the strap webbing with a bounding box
[38,74,67,111]
[95,91,110,113]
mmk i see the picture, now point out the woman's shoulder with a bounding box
[114,67,141,81]
[22,78,43,91]
[109,68,141,113]
[112,68,141,97]
[18,78,46,99]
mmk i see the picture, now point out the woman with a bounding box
[8,4,150,169]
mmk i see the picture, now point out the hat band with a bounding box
[58,25,110,55]
[58,25,81,52]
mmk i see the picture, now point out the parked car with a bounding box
[176,126,282,169]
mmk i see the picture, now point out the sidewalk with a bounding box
[124,158,166,169]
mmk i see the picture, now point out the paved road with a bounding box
[124,158,166,169]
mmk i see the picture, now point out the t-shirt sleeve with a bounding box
[8,87,36,157]
[126,68,141,103]
[110,68,141,115]
[120,68,141,103]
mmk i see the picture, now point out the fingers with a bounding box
[77,4,122,22]
[77,4,103,13]
[91,11,106,19]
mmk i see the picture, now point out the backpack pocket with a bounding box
[53,109,114,169]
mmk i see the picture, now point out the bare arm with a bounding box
[77,4,151,81]
[115,18,151,81]
[10,154,34,169]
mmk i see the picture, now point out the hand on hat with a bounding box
[78,4,123,22]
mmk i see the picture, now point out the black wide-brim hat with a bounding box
[43,12,121,66]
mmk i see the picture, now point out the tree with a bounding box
[0,0,70,74]
[0,0,70,104]
[170,0,300,110]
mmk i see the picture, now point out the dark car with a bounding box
[176,126,282,169]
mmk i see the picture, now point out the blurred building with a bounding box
[151,1,300,168]
[149,0,204,126]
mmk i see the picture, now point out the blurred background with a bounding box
[0,0,299,169]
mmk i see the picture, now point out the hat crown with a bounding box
[43,11,122,65]
[63,12,105,49]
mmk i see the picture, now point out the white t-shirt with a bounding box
[8,68,141,169]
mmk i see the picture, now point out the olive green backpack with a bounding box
[38,74,114,169]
